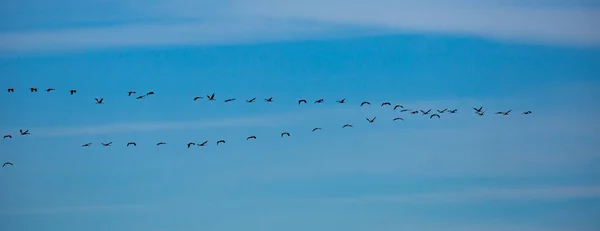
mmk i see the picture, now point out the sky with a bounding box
[0,0,599,230]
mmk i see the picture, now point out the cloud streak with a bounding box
[0,0,599,55]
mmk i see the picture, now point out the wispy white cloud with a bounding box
[0,0,598,55]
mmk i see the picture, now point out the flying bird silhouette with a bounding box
[411,111,419,114]
[19,129,30,135]
[127,142,137,147]
[448,109,458,113]
[247,136,257,140]
[136,95,145,99]
[216,140,226,145]
[3,135,11,139]
[473,106,483,113]
[281,132,291,137]
[298,99,307,105]
[476,111,485,116]
[7,88,14,92]
[187,142,196,148]
[30,87,38,92]
[523,111,532,115]
[430,114,441,119]
[193,96,203,101]
[366,117,376,123]
[314,98,324,104]
[128,91,136,96]
[145,91,155,96]
[495,110,512,116]
[198,140,208,146]
[95,98,104,104]
[394,104,404,110]
[312,127,322,132]
[246,98,256,103]
[224,98,236,102]
[400,109,411,112]
[102,142,113,146]
[3,162,13,167]
[46,88,55,92]
[336,98,346,104]
[437,108,447,113]
[381,102,391,107]
[264,97,274,102]
[156,142,166,146]
[342,124,353,128]
[207,93,216,100]
[360,101,371,106]
[69,89,77,95]
[81,143,92,147]
[393,117,404,121]
[420,109,432,115]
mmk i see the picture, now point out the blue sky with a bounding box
[1,0,600,231]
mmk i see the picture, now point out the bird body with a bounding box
[336,98,346,104]
[7,88,14,92]
[393,117,404,121]
[430,114,441,119]
[342,124,353,128]
[381,102,391,107]
[224,98,236,102]
[46,88,55,92]
[3,135,11,139]
[81,143,92,147]
[393,104,404,110]
[102,142,112,146]
[127,142,137,147]
[360,101,371,106]
[95,98,104,104]
[198,140,209,146]
[314,99,324,104]
[247,136,257,140]
[281,132,290,137]
[19,129,30,135]
[265,97,274,102]
[187,142,196,148]
[128,91,136,96]
[312,127,322,132]
[216,140,225,145]
[298,99,307,105]
[157,142,166,146]
[421,109,432,115]
[69,89,77,95]
[30,87,38,92]
[523,111,532,115]
[246,98,256,103]
[3,162,13,167]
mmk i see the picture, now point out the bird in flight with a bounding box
[156,142,166,146]
[95,98,104,104]
[187,142,196,148]
[476,111,485,116]
[360,101,371,106]
[393,104,404,110]
[69,89,77,95]
[298,99,307,105]
[437,108,448,113]
[247,136,257,140]
[420,109,432,115]
[128,91,136,96]
[19,129,30,135]
[102,142,113,146]
[7,88,14,92]
[246,98,256,103]
[366,117,376,123]
[264,97,274,102]
[312,127,322,132]
[400,109,411,112]
[336,98,346,104]
[224,98,236,103]
[127,142,137,147]
[30,87,38,92]
[523,111,532,115]
[206,93,216,101]
[46,88,55,92]
[3,135,11,139]
[193,96,203,101]
[473,106,483,113]
[495,110,512,116]
[3,162,13,167]
[381,102,391,107]
[81,143,92,147]
[136,95,145,99]
[314,98,324,104]
[411,111,419,114]
[430,114,441,119]
[216,140,226,145]
[342,124,353,128]
[198,140,208,146]
[393,117,404,121]
[145,91,155,96]
[281,132,291,137]
[448,109,458,113]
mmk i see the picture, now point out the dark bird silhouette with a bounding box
[298,99,307,105]
[3,135,11,139]
[198,140,208,146]
[128,91,136,96]
[136,95,145,99]
[207,93,216,100]
[523,111,532,115]
[81,143,92,147]
[46,88,55,92]
[312,127,322,132]
[393,117,404,121]
[342,124,353,128]
[336,98,346,104]
[400,109,411,112]
[476,111,485,116]
[216,140,225,145]
[69,89,77,95]
[102,142,113,146]
[3,162,13,167]
[95,98,104,104]
[156,142,166,146]
[411,111,419,114]
[314,98,324,104]
[360,101,371,106]
[394,104,404,110]
[430,114,441,119]
[145,91,155,96]
[127,142,137,147]
[437,108,447,113]
[30,87,38,92]
[193,96,203,101]
[420,109,432,115]
[246,98,256,103]
[19,129,30,135]
[281,132,291,137]
[247,136,257,140]
[473,106,483,113]
[224,98,236,103]
[495,110,512,116]
[264,97,274,102]
[448,109,458,113]
[366,117,376,123]
[187,142,196,148]
[381,102,391,107]
[7,88,14,92]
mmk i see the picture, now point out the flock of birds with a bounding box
[2,88,533,168]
